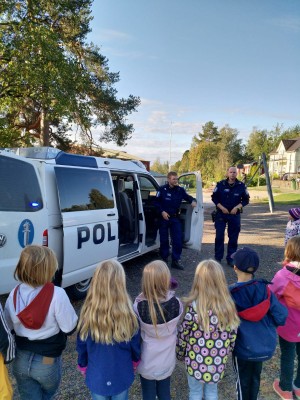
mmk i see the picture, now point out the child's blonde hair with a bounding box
[183,259,240,332]
[77,259,138,344]
[141,260,171,329]
[285,236,300,263]
[14,245,58,287]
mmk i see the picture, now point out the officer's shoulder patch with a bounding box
[213,187,218,193]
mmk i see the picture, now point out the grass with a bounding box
[263,193,300,205]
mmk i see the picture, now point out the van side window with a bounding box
[55,168,114,212]
[0,156,43,212]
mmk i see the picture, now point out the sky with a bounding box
[88,0,300,164]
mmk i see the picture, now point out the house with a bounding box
[150,170,167,185]
[269,138,300,178]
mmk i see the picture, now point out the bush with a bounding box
[247,176,266,187]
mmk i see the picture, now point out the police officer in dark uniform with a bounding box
[155,171,197,270]
[212,166,250,266]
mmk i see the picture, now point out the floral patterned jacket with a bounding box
[285,219,300,245]
[176,302,237,383]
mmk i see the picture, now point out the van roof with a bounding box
[0,147,148,172]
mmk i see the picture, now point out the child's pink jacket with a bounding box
[270,266,300,342]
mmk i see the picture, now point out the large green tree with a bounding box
[245,128,274,161]
[218,124,244,165]
[193,121,220,144]
[0,0,140,148]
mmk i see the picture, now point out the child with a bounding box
[230,247,287,400]
[271,236,300,400]
[0,303,15,399]
[285,207,300,245]
[134,260,183,400]
[177,259,240,400]
[4,245,78,400]
[77,259,141,400]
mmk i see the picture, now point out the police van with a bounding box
[0,147,204,299]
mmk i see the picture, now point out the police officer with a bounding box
[212,166,250,266]
[155,171,197,270]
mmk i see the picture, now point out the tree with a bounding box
[189,141,220,183]
[279,124,300,141]
[245,128,271,162]
[0,0,140,149]
[178,150,190,174]
[151,158,169,174]
[218,124,244,165]
[194,121,220,144]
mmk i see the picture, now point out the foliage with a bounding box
[151,158,169,174]
[218,124,244,165]
[247,176,266,187]
[193,121,220,144]
[178,150,189,174]
[0,0,140,149]
[189,141,220,183]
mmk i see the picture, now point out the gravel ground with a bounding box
[6,200,291,399]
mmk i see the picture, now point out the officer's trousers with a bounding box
[214,212,241,261]
[159,217,182,261]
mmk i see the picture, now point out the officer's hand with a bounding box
[162,211,170,220]
[230,207,239,215]
[191,201,197,208]
[220,206,229,214]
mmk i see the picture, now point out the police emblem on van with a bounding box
[18,220,34,248]
[0,234,7,248]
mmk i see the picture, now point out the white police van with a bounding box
[0,147,204,299]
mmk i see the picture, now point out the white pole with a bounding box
[169,121,173,171]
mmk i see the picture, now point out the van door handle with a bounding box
[107,213,116,216]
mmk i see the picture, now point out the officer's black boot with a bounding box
[171,259,184,270]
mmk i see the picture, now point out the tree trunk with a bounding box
[40,108,50,146]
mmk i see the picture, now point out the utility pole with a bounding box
[262,152,275,213]
[169,121,173,172]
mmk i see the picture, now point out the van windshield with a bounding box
[0,156,43,212]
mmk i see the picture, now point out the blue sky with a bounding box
[88,0,300,164]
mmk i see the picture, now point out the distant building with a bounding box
[150,171,167,185]
[269,138,300,177]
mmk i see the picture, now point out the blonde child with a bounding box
[271,236,300,400]
[4,245,78,400]
[285,207,300,245]
[134,260,183,400]
[177,259,239,400]
[76,260,141,400]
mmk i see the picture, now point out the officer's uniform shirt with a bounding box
[156,184,196,216]
[211,179,249,212]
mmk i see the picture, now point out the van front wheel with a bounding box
[66,279,91,300]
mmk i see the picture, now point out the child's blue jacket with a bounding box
[230,279,287,361]
[76,329,141,396]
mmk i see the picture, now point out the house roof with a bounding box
[285,138,300,152]
[282,138,300,151]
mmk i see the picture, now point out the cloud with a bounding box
[268,16,300,32]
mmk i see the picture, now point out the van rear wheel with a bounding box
[66,279,91,300]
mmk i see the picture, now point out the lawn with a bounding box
[270,193,300,205]
[248,185,300,206]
